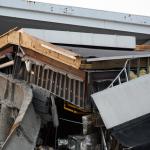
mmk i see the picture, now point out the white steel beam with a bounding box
[1,0,150,35]
[22,28,136,49]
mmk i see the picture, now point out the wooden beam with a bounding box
[80,58,149,70]
[0,55,6,60]
[0,60,14,69]
[0,46,13,56]
[80,60,126,70]
[136,45,150,51]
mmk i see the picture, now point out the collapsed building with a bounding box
[1,0,150,150]
[0,28,150,150]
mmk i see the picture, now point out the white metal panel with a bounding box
[22,28,136,48]
[92,74,150,129]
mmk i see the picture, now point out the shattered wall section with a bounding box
[0,73,41,150]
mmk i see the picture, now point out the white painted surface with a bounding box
[33,0,150,17]
[23,28,136,48]
[92,74,150,129]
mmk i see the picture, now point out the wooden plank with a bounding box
[0,55,5,60]
[49,71,54,92]
[36,65,41,85]
[54,72,58,94]
[40,66,45,87]
[78,81,81,106]
[0,60,14,69]
[0,27,18,38]
[80,58,149,70]
[0,27,18,49]
[68,78,71,100]
[33,64,37,84]
[63,75,67,99]
[45,69,50,89]
[0,46,13,56]
[8,31,20,45]
[0,35,8,49]
[73,80,76,104]
[58,74,63,96]
[136,45,150,51]
[80,60,126,69]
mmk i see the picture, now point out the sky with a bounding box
[33,0,150,17]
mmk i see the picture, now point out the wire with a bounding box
[59,117,83,125]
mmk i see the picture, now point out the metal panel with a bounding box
[92,74,150,129]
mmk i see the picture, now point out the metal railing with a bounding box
[108,60,129,88]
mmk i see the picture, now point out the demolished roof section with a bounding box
[0,28,82,69]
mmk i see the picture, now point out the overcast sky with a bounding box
[33,0,150,16]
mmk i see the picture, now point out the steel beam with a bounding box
[23,28,136,48]
[0,0,150,35]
